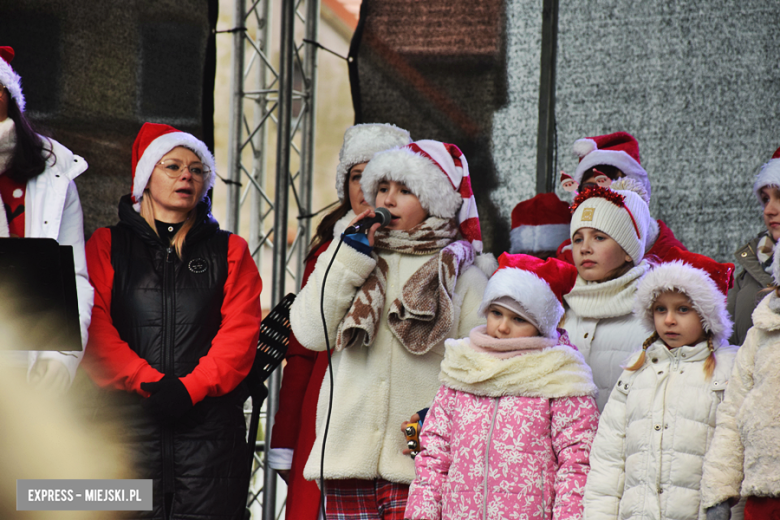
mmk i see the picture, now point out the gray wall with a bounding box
[491,0,780,262]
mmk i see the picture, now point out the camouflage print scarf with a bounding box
[336,217,475,355]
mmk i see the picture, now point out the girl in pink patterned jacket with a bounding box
[405,253,600,520]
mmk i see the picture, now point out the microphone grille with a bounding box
[375,207,392,226]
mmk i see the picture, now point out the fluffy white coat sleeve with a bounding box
[700,329,755,508]
[289,238,376,351]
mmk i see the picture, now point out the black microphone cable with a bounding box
[318,235,344,520]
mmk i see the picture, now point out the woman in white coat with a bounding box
[562,181,654,410]
[0,46,92,391]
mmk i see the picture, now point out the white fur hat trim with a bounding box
[478,267,564,339]
[753,158,780,204]
[361,146,463,219]
[335,123,411,202]
[0,59,24,112]
[132,132,216,212]
[634,260,733,346]
[574,150,651,199]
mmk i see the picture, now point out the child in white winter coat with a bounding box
[405,252,600,520]
[584,247,741,520]
[289,140,493,519]
[562,182,655,410]
[701,243,780,520]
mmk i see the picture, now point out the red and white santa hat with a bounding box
[509,193,571,255]
[0,46,25,112]
[361,139,483,253]
[131,122,216,212]
[572,131,651,199]
[479,252,578,338]
[634,247,734,346]
[335,123,411,202]
[752,145,780,204]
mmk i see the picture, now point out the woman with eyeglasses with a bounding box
[0,46,93,392]
[82,122,263,520]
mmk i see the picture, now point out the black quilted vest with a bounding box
[106,196,249,520]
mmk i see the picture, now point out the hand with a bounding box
[276,470,290,483]
[401,413,421,456]
[140,376,194,424]
[28,359,71,393]
[705,501,731,520]
[347,208,382,247]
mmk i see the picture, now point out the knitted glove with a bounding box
[140,376,194,424]
[706,501,731,520]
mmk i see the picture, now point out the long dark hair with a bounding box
[4,95,51,183]
[305,174,352,263]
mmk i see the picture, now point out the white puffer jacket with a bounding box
[584,339,740,520]
[563,262,653,410]
[701,292,780,508]
[290,236,489,484]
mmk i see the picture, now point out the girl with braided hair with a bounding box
[583,248,741,520]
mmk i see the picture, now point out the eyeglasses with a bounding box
[155,159,210,180]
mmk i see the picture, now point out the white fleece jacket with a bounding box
[701,292,780,507]
[290,236,489,484]
[563,262,653,410]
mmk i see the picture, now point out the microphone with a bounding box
[343,207,392,235]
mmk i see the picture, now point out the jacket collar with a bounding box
[752,290,780,331]
[117,194,220,253]
[734,232,774,288]
[646,338,710,364]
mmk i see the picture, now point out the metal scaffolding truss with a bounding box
[225,0,319,518]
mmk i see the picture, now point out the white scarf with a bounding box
[564,261,650,319]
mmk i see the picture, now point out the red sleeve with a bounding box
[180,234,263,404]
[82,228,165,395]
[271,241,330,449]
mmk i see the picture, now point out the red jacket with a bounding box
[271,241,330,520]
[556,219,686,265]
[83,227,262,403]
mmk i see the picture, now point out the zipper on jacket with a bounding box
[482,399,499,520]
[162,247,176,498]
[656,349,680,505]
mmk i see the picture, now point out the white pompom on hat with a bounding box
[335,123,412,203]
[361,139,484,253]
[0,46,25,112]
[572,131,651,199]
[752,146,780,204]
[569,186,653,265]
[131,122,216,212]
[478,253,578,338]
[634,247,734,346]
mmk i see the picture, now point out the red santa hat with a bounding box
[361,139,484,253]
[752,145,780,204]
[131,122,216,212]
[0,46,25,112]
[479,253,578,338]
[509,193,571,256]
[335,123,411,202]
[572,131,651,199]
[634,247,735,346]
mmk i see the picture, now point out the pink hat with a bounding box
[479,253,578,338]
[572,131,650,199]
[509,193,570,255]
[361,139,483,252]
[131,122,216,212]
[0,46,25,112]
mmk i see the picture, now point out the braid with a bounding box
[703,333,717,380]
[626,332,659,371]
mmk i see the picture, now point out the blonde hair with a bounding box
[626,331,717,379]
[139,189,196,259]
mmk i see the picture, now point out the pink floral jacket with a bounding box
[405,333,600,520]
